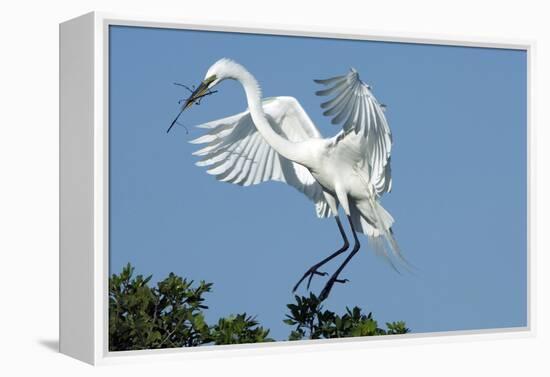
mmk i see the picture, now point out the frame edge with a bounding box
[59,11,96,365]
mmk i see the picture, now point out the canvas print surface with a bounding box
[108,25,527,351]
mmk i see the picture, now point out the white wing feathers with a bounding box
[316,70,409,270]
[315,69,393,196]
[190,96,332,218]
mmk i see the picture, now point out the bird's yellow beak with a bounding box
[183,75,217,110]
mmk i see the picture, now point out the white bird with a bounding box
[176,58,408,300]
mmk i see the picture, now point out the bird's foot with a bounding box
[318,276,350,301]
[334,278,349,284]
[307,270,329,290]
[292,266,328,293]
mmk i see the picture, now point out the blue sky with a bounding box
[109,25,527,341]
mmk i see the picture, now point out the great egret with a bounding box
[176,58,407,300]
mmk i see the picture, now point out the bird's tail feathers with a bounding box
[351,198,415,273]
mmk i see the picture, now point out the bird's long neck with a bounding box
[234,69,309,165]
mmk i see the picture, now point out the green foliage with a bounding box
[109,264,409,351]
[109,264,271,351]
[284,293,410,340]
[210,314,273,345]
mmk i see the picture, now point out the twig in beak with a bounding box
[167,107,185,134]
[173,82,195,93]
[175,121,189,134]
[167,83,218,134]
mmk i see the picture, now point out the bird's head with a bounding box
[167,58,246,133]
[182,58,243,111]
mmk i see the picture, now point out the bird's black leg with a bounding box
[319,215,360,301]
[292,216,349,292]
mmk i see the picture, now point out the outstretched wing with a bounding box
[315,69,393,196]
[190,96,331,218]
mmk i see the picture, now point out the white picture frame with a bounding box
[59,11,534,365]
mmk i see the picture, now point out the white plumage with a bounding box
[182,58,408,300]
[190,97,331,218]
[315,68,393,197]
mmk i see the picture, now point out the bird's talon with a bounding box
[295,266,330,291]
[334,278,349,284]
[306,269,326,289]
